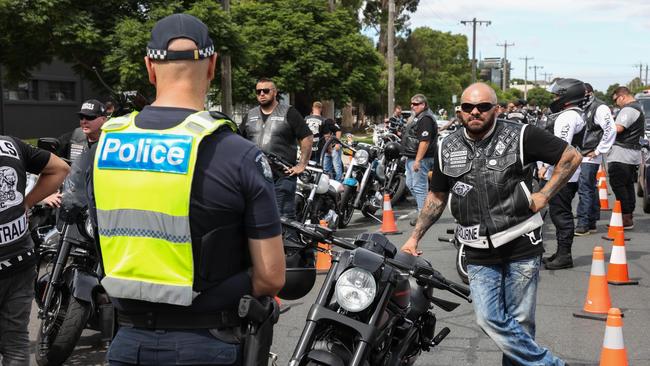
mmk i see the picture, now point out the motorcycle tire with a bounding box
[456,242,469,284]
[36,289,91,366]
[338,186,356,228]
[387,175,407,207]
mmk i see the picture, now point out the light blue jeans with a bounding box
[405,157,434,210]
[323,148,343,181]
[467,256,565,366]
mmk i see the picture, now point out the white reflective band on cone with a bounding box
[602,327,625,349]
[599,188,608,199]
[610,246,627,264]
[610,213,623,227]
[591,259,606,276]
[383,200,392,211]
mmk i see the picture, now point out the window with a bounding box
[45,80,75,101]
[3,80,38,101]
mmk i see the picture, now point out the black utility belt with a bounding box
[117,310,241,330]
[0,248,36,279]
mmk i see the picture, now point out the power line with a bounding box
[529,65,544,85]
[540,72,552,83]
[633,62,644,83]
[460,18,491,83]
[519,56,533,99]
[496,41,514,90]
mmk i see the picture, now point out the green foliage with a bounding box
[396,27,470,111]
[606,83,620,98]
[526,87,554,108]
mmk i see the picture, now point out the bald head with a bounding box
[461,82,497,105]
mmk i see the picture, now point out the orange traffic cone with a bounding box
[607,231,639,286]
[599,308,628,366]
[315,220,331,273]
[573,246,613,321]
[602,201,623,241]
[380,193,401,235]
[596,165,607,187]
[598,180,611,211]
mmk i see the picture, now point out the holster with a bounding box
[239,295,280,366]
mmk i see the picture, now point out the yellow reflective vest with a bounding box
[93,111,236,306]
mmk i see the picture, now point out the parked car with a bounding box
[634,90,650,134]
[637,138,650,213]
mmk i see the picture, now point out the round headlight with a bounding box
[335,268,377,312]
[316,173,330,194]
[353,149,369,165]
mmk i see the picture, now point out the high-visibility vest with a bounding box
[93,111,236,306]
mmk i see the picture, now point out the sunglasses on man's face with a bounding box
[80,115,98,121]
[255,88,274,95]
[460,102,495,113]
[410,102,423,106]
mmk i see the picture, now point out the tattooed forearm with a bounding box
[412,191,449,241]
[540,145,582,199]
[298,135,313,166]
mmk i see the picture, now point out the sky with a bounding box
[405,0,650,92]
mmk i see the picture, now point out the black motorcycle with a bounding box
[339,142,384,228]
[280,218,472,365]
[34,147,114,366]
[380,141,407,206]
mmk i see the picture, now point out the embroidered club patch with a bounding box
[495,140,506,155]
[451,181,473,197]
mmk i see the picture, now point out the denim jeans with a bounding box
[608,162,638,215]
[549,182,579,252]
[0,268,36,366]
[274,175,297,220]
[576,163,600,228]
[323,148,343,181]
[107,327,240,365]
[468,257,565,366]
[405,157,434,210]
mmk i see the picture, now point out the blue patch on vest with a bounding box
[97,133,192,174]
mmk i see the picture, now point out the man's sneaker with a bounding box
[622,213,634,230]
[589,224,597,233]
[574,226,591,236]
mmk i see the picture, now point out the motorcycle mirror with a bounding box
[37,137,60,153]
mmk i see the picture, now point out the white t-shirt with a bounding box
[545,109,585,182]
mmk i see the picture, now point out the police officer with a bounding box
[42,100,109,208]
[0,138,68,365]
[401,82,580,366]
[608,86,645,229]
[87,14,285,365]
[401,94,437,226]
[539,78,587,269]
[240,78,312,221]
[574,83,616,236]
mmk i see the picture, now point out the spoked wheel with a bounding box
[338,186,356,228]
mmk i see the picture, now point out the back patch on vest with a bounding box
[97,133,192,174]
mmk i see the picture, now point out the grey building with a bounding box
[0,58,107,139]
[478,57,511,89]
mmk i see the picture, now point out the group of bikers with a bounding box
[0,12,646,366]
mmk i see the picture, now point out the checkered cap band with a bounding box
[146,44,215,60]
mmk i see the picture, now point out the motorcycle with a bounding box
[379,140,407,206]
[437,227,469,284]
[34,141,114,366]
[265,152,342,228]
[339,141,384,228]
[280,218,472,365]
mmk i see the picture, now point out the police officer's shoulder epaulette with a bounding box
[101,112,136,131]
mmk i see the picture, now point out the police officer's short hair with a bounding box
[411,94,428,107]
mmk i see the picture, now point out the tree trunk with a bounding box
[322,100,335,119]
[342,103,354,131]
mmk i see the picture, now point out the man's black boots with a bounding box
[544,247,573,270]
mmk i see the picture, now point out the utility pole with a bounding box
[645,64,648,86]
[529,65,543,86]
[496,41,514,91]
[519,56,533,100]
[540,72,552,84]
[634,62,644,84]
[461,18,491,83]
[387,0,395,115]
[220,0,232,116]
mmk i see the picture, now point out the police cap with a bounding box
[146,13,215,61]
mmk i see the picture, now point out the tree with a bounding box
[361,0,420,55]
[396,27,470,111]
[526,87,554,108]
[606,83,620,98]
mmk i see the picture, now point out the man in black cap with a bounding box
[85,13,285,365]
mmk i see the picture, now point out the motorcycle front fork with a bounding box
[39,223,71,318]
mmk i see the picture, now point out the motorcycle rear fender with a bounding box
[343,177,358,187]
[305,350,345,366]
[63,267,100,304]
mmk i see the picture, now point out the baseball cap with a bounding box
[77,99,107,118]
[146,13,214,61]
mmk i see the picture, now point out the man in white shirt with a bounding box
[574,83,616,236]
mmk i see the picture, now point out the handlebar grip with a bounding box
[447,281,471,297]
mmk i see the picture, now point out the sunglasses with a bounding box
[460,102,495,113]
[80,115,98,121]
[255,88,274,95]
[410,102,423,106]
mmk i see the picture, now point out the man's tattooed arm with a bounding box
[540,145,582,199]
[412,191,449,241]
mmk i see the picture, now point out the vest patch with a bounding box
[448,150,469,169]
[456,224,479,242]
[0,141,19,160]
[0,167,23,211]
[0,214,27,246]
[451,181,473,197]
[97,133,193,174]
[255,153,273,183]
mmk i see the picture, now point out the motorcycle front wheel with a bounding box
[36,288,91,366]
[386,174,407,206]
[338,186,356,228]
[456,242,469,284]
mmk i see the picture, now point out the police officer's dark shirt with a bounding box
[416,115,437,158]
[85,106,281,313]
[430,126,567,264]
[0,138,50,278]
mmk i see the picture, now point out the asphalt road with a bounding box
[27,192,650,365]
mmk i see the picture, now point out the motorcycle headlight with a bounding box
[335,268,377,312]
[353,149,369,166]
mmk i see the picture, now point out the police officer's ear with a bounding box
[206,53,218,81]
[145,56,157,86]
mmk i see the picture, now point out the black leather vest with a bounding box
[614,101,645,150]
[506,111,527,124]
[440,121,536,241]
[544,107,583,148]
[402,108,436,157]
[576,98,605,154]
[243,104,297,164]
[0,137,32,261]
[69,127,88,162]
